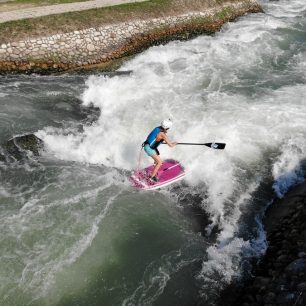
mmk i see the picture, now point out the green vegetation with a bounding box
[0,0,242,44]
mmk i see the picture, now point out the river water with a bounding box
[1,0,306,305]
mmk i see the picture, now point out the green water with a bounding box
[1,0,306,305]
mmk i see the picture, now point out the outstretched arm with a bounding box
[162,133,177,148]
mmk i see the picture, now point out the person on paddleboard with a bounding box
[143,119,177,182]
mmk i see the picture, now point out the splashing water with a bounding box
[1,0,306,305]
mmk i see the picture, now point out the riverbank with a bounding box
[0,0,262,73]
[234,181,306,306]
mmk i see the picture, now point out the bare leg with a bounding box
[151,154,162,178]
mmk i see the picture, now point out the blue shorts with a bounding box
[144,144,157,157]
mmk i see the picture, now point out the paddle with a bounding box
[177,142,226,149]
[162,142,226,149]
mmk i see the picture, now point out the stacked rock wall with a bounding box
[236,192,306,306]
[0,0,262,72]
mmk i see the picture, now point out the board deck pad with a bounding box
[130,159,185,190]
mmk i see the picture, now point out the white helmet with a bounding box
[161,119,173,130]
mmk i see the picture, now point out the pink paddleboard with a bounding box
[130,159,185,190]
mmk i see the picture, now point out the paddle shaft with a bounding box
[163,142,226,149]
[177,143,210,145]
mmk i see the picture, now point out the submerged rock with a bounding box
[276,292,296,305]
[1,134,43,161]
[285,259,306,275]
[230,182,306,306]
[55,102,74,111]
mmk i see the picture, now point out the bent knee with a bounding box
[153,157,162,165]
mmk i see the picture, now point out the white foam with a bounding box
[33,0,306,299]
[265,0,306,18]
[272,138,306,198]
[123,248,200,306]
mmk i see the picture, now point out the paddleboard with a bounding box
[129,159,185,190]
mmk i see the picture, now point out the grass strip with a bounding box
[0,0,240,44]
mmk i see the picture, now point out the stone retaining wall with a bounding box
[0,0,262,73]
[234,183,306,306]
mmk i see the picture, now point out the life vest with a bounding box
[145,126,163,149]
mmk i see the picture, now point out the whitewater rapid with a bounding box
[39,0,306,285]
[1,0,306,305]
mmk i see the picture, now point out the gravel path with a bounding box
[0,0,147,23]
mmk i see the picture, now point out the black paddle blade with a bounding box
[204,143,226,150]
[168,142,226,149]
